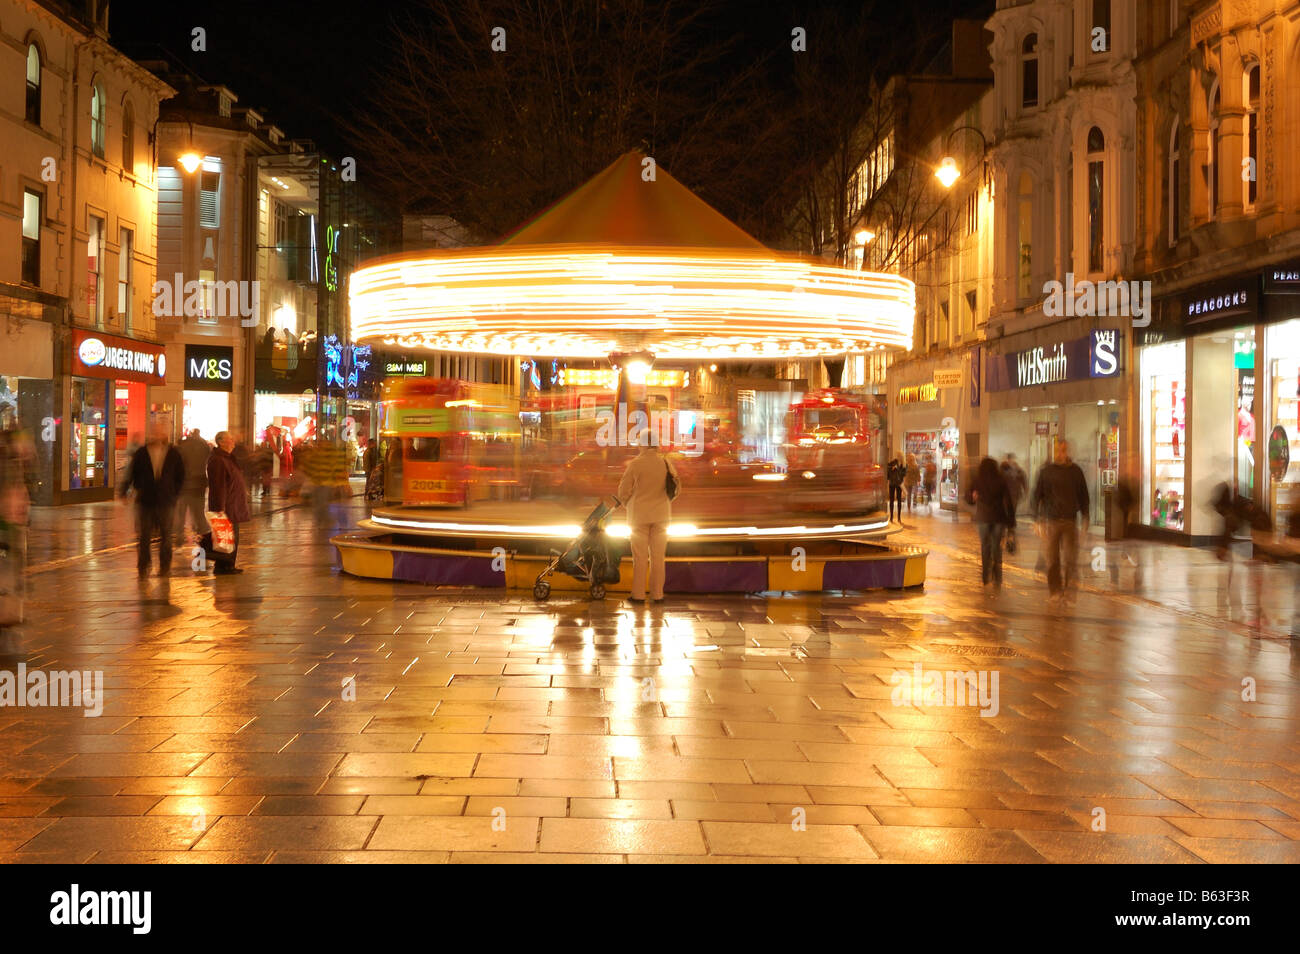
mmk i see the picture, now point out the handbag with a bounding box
[664,459,680,501]
[205,511,236,554]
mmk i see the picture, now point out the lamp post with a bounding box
[934,125,989,190]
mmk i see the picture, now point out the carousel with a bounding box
[332,151,926,595]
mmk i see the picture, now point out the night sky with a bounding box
[114,0,991,150]
[111,0,994,227]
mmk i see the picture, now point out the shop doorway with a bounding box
[1028,419,1054,491]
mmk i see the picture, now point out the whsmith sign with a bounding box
[986,331,1120,392]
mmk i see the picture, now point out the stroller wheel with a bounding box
[589,582,606,600]
[533,581,551,601]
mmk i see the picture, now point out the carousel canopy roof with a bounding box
[351,152,915,360]
[500,151,766,249]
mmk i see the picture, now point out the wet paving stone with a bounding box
[0,498,1296,862]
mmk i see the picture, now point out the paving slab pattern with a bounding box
[0,498,1296,863]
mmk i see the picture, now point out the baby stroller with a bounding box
[533,496,622,601]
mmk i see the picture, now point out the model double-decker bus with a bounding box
[378,377,521,506]
[784,388,886,514]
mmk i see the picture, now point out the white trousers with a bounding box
[630,522,668,600]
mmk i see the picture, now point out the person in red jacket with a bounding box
[206,431,252,574]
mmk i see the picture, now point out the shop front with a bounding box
[1133,267,1300,541]
[0,290,57,504]
[887,351,982,511]
[66,329,168,501]
[986,323,1123,526]
[1261,262,1300,533]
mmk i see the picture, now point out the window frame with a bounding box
[25,43,41,125]
[22,189,43,287]
[90,80,107,159]
[1021,33,1040,110]
[121,99,135,174]
[118,227,134,332]
[88,215,106,327]
[1207,79,1220,220]
[1091,0,1112,54]
[1243,63,1260,210]
[1086,126,1105,274]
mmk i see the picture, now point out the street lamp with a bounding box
[935,125,989,191]
[855,228,875,246]
[934,158,960,189]
[173,118,203,174]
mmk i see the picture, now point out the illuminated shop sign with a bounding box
[184,344,234,392]
[71,330,166,384]
[1263,260,1300,294]
[1187,289,1250,319]
[986,332,1121,392]
[897,383,938,404]
[385,359,428,376]
[321,336,375,397]
[559,368,689,389]
[1140,275,1259,346]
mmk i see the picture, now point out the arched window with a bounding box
[90,80,106,158]
[26,44,41,125]
[1017,171,1033,300]
[1022,34,1039,109]
[121,100,135,172]
[1207,80,1220,219]
[1243,64,1260,208]
[1168,120,1180,246]
[1087,127,1105,273]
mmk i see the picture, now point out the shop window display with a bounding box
[71,378,109,489]
[1142,341,1185,529]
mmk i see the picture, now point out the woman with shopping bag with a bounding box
[204,431,251,575]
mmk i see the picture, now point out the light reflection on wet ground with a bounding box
[0,497,1296,863]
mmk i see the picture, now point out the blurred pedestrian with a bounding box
[886,452,905,521]
[904,453,920,512]
[617,427,679,604]
[923,458,937,510]
[119,425,185,578]
[967,456,1016,593]
[252,438,275,498]
[1000,454,1028,554]
[232,432,252,490]
[175,428,211,546]
[1030,441,1090,603]
[304,439,350,525]
[205,431,251,574]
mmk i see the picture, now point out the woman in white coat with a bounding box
[617,429,679,603]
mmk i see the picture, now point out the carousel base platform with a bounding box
[332,502,927,595]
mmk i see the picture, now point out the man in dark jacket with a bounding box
[206,431,252,574]
[119,426,185,578]
[1030,441,1091,601]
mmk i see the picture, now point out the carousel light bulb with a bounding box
[624,360,650,385]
